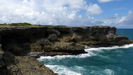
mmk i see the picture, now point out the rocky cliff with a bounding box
[0,50,58,75]
[0,26,132,75]
[0,26,132,56]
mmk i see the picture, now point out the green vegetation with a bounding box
[0,22,67,27]
[55,25,67,27]
[10,22,32,26]
[0,22,32,26]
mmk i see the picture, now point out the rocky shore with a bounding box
[0,26,132,75]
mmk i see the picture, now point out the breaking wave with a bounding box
[37,44,133,75]
[38,44,133,60]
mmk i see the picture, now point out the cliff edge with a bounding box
[0,26,132,75]
[0,26,132,56]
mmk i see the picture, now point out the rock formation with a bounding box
[0,26,132,75]
[0,44,58,75]
[0,26,132,56]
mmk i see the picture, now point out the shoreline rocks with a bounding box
[0,51,58,75]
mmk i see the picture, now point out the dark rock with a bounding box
[43,42,86,56]
[0,49,6,75]
[39,39,51,46]
[0,26,132,75]
[2,51,58,75]
[54,27,72,34]
[48,34,58,41]
[0,26,132,55]
[47,28,61,36]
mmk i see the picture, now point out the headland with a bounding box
[0,24,132,75]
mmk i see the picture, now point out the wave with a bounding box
[46,65,116,75]
[85,44,133,51]
[38,44,133,61]
[38,52,95,61]
[103,69,115,75]
[45,65,82,75]
[37,44,133,75]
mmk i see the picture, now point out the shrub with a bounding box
[9,22,32,26]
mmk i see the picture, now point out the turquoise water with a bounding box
[38,29,133,75]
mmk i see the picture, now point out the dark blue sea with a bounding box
[38,29,133,75]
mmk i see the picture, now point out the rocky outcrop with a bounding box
[0,26,132,75]
[0,26,132,56]
[0,49,6,75]
[43,42,85,56]
[0,51,58,75]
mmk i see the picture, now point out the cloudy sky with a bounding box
[0,0,133,28]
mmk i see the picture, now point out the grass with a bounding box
[0,22,67,28]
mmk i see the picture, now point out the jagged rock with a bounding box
[2,51,58,75]
[38,39,51,46]
[0,26,132,53]
[106,33,116,40]
[43,42,86,56]
[0,26,132,55]
[48,34,58,41]
[47,28,61,36]
[0,49,6,75]
[0,26,132,75]
[30,39,51,52]
[54,27,72,34]
[52,42,84,52]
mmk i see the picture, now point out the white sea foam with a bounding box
[45,65,82,75]
[38,52,95,61]
[85,44,133,52]
[38,44,133,61]
[103,69,115,75]
[37,44,133,75]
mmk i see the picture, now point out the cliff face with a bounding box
[0,26,132,75]
[0,26,132,56]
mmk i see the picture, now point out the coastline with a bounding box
[0,26,133,75]
[37,43,133,75]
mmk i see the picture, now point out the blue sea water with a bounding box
[38,29,133,75]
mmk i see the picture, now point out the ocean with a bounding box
[38,29,133,75]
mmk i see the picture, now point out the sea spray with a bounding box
[45,65,82,75]
[38,44,133,60]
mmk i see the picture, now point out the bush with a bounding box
[9,22,32,26]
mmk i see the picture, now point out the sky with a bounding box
[0,0,133,28]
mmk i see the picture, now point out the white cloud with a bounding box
[0,0,103,26]
[122,10,133,25]
[1,0,132,28]
[98,0,114,3]
[101,10,133,28]
[86,4,102,15]
[0,0,133,28]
